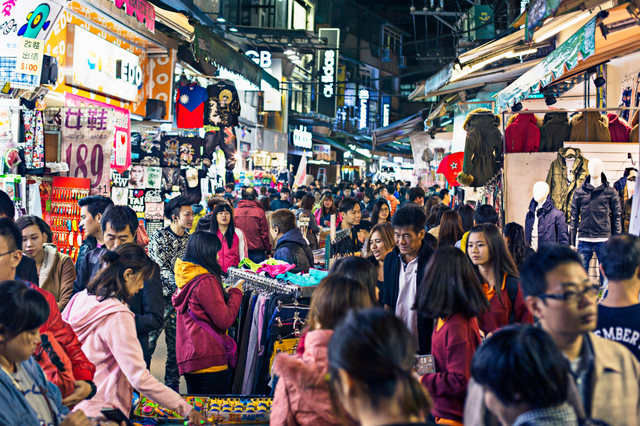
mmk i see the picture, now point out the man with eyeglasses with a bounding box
[519,244,640,425]
[0,189,37,284]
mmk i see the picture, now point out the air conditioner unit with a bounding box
[399,56,407,68]
[382,48,392,62]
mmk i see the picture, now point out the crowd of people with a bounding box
[0,176,639,426]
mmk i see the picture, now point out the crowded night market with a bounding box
[1,0,640,424]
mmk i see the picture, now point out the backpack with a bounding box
[34,331,75,398]
[505,276,519,324]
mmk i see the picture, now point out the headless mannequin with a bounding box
[531,182,550,251]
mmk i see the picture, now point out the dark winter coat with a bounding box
[381,241,435,354]
[75,236,97,275]
[458,109,502,187]
[607,113,632,142]
[570,174,622,246]
[546,147,590,222]
[504,113,540,153]
[274,228,315,273]
[540,112,571,152]
[569,111,611,142]
[524,196,569,247]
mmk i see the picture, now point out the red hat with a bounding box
[437,152,464,187]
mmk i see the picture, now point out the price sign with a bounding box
[61,108,114,196]
[16,37,44,76]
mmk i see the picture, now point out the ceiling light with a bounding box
[506,48,539,58]
[217,17,226,23]
[229,27,238,32]
[286,51,298,57]
[533,11,592,43]
[450,50,514,82]
[284,48,296,55]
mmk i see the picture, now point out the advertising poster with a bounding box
[65,93,131,173]
[0,0,65,40]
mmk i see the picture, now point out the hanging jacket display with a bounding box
[607,113,632,142]
[545,147,590,222]
[569,110,611,142]
[570,174,622,246]
[457,109,502,188]
[540,112,571,152]
[504,113,540,153]
[524,196,569,247]
[205,82,241,127]
[613,168,637,208]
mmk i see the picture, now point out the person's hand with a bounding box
[186,410,211,425]
[62,381,92,407]
[233,279,245,293]
[60,410,91,426]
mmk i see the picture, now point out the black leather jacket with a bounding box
[570,174,622,245]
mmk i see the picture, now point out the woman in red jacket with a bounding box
[467,224,534,334]
[172,231,243,394]
[416,246,490,425]
[209,203,247,273]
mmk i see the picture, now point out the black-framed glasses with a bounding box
[0,250,15,258]
[537,284,601,304]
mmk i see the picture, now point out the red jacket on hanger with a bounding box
[504,113,541,153]
[607,113,632,142]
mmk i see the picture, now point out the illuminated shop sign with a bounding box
[359,88,369,129]
[317,28,339,118]
[382,96,390,127]
[293,126,312,149]
[245,50,272,68]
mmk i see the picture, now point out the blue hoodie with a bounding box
[274,228,314,273]
[0,357,69,425]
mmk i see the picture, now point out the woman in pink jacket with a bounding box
[271,275,374,425]
[210,203,247,273]
[62,243,208,425]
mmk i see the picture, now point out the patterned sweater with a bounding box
[149,226,190,297]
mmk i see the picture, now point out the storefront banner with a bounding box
[65,93,131,173]
[107,0,155,33]
[495,17,596,112]
[293,152,307,188]
[0,0,64,40]
[61,108,114,196]
[317,28,340,119]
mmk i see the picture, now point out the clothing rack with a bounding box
[324,227,354,267]
[225,267,300,295]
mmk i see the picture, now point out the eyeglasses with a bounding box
[537,284,601,304]
[0,250,16,258]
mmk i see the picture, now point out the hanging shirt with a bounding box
[566,158,576,183]
[176,85,208,129]
[205,82,241,128]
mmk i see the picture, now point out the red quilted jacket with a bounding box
[607,113,632,142]
[31,283,96,382]
[505,113,540,153]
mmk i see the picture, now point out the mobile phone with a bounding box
[100,408,135,426]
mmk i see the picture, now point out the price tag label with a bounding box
[16,37,44,76]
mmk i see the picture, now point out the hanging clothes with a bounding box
[504,113,541,153]
[175,84,208,129]
[540,112,571,152]
[458,109,502,187]
[546,147,590,222]
[22,108,45,173]
[607,113,632,142]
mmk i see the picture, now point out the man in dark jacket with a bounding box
[73,205,163,367]
[382,204,435,355]
[235,187,271,263]
[76,195,113,273]
[271,187,294,210]
[269,208,314,273]
[0,189,38,283]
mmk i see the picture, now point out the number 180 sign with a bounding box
[16,37,44,76]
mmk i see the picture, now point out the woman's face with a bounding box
[370,231,390,262]
[468,232,491,266]
[314,193,321,203]
[1,327,41,364]
[22,224,44,259]
[125,271,146,296]
[217,210,231,226]
[324,198,333,209]
[377,204,390,222]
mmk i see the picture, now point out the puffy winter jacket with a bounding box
[524,196,569,247]
[272,330,343,426]
[504,113,540,153]
[216,228,248,273]
[570,174,622,246]
[546,147,590,222]
[459,109,503,187]
[235,199,271,251]
[172,260,243,374]
[540,112,571,152]
[607,113,632,142]
[314,208,341,227]
[570,111,611,142]
[274,228,314,273]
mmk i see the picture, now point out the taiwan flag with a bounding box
[176,85,208,129]
[437,152,464,187]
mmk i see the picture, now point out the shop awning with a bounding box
[372,110,427,147]
[193,24,262,88]
[495,17,597,112]
[313,136,371,161]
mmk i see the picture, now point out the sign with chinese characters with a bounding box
[0,0,65,40]
[317,28,340,118]
[61,108,114,196]
[0,36,39,87]
[359,89,369,129]
[66,24,142,102]
[382,96,390,127]
[65,93,131,173]
[292,126,312,149]
[15,37,44,76]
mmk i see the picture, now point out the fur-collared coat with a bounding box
[458,108,503,187]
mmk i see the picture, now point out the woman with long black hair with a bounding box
[370,199,391,226]
[209,203,247,273]
[172,231,243,394]
[466,224,533,334]
[502,222,534,268]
